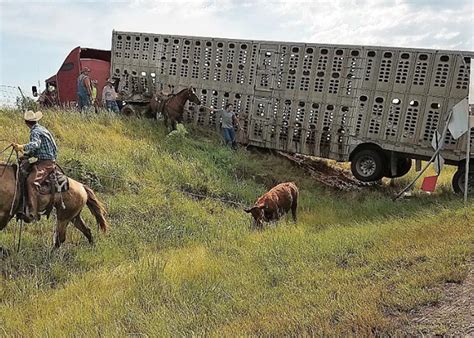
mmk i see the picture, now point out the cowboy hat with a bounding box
[81,67,91,73]
[24,110,43,122]
[106,78,115,83]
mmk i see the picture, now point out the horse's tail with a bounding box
[83,185,109,233]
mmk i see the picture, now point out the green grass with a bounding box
[0,109,472,336]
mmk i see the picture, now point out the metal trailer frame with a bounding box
[110,30,474,173]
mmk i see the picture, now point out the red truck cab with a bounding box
[41,47,111,107]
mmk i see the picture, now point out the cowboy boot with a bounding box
[26,181,40,222]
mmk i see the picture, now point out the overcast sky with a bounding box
[0,0,473,95]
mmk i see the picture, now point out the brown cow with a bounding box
[244,182,298,228]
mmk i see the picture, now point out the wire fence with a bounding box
[0,85,22,109]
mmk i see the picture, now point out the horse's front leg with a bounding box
[0,215,11,258]
[53,213,70,249]
[0,214,10,231]
[177,113,184,124]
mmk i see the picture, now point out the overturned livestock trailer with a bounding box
[110,30,474,192]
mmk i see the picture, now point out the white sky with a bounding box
[0,0,473,94]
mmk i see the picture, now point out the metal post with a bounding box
[464,106,471,203]
[394,109,453,200]
[464,57,474,203]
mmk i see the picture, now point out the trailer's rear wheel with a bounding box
[351,149,385,182]
[452,167,474,195]
[121,104,136,116]
[385,158,412,178]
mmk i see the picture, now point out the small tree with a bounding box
[16,95,38,112]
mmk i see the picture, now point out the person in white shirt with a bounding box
[102,79,119,113]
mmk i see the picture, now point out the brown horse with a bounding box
[150,87,201,131]
[0,163,109,252]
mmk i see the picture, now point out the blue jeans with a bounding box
[78,93,90,112]
[106,100,119,113]
[223,128,236,147]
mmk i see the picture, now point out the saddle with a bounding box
[154,93,173,114]
[16,158,70,221]
[38,169,69,195]
[19,159,69,195]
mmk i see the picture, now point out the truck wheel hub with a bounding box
[358,157,376,176]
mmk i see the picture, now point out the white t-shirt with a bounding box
[102,85,117,101]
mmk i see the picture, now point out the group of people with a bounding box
[78,67,240,148]
[6,64,243,225]
[77,67,119,113]
[9,106,239,221]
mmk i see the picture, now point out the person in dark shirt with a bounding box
[77,67,92,112]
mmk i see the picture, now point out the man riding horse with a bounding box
[12,110,58,223]
[1,111,108,250]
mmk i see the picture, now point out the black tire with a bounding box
[351,149,386,182]
[452,168,474,195]
[385,158,412,178]
[120,104,136,116]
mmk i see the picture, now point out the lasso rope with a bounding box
[0,145,14,177]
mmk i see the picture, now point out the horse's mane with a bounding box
[166,88,191,103]
[175,88,191,95]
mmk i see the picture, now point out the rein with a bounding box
[12,154,22,252]
[9,150,20,217]
[0,143,13,155]
[0,145,14,177]
[0,146,21,216]
[0,144,23,252]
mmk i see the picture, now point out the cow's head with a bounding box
[244,204,266,227]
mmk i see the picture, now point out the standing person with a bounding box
[38,85,57,107]
[11,110,58,222]
[102,79,119,113]
[161,84,174,97]
[77,67,92,112]
[91,80,98,113]
[208,103,241,149]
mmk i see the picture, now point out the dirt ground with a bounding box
[403,261,473,336]
[277,152,380,191]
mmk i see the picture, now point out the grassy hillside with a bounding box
[0,109,472,336]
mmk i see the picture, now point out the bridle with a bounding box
[187,88,201,105]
